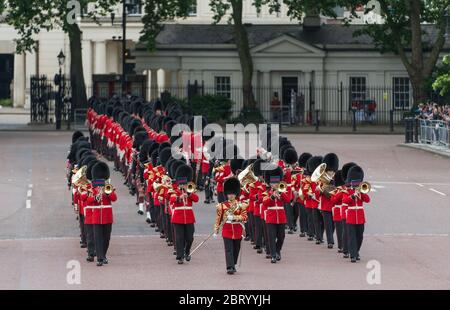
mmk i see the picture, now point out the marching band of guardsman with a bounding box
[67,94,373,272]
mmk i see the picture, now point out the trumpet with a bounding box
[356,182,371,194]
[104,183,114,195]
[186,181,197,193]
[274,181,288,193]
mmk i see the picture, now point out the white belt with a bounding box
[267,206,284,210]
[85,205,112,210]
[225,221,240,224]
[348,206,364,210]
[173,207,193,210]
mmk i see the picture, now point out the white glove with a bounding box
[227,215,234,221]
[213,233,218,239]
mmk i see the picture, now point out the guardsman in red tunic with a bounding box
[281,148,298,234]
[302,156,322,242]
[337,162,357,258]
[81,160,99,262]
[169,165,199,264]
[249,159,265,254]
[330,170,348,253]
[317,153,339,249]
[214,178,248,275]
[214,160,232,203]
[262,165,291,263]
[342,165,371,263]
[292,152,312,237]
[88,162,117,266]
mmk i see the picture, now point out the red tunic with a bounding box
[169,188,199,224]
[215,200,248,240]
[342,189,370,225]
[86,187,117,225]
[262,189,290,224]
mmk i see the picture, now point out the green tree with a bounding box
[3,0,118,112]
[432,53,450,96]
[350,0,450,107]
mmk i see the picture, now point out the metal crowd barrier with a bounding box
[419,119,450,148]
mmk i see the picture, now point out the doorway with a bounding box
[282,77,298,124]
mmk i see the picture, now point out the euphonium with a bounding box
[238,163,257,193]
[357,182,371,194]
[311,163,334,184]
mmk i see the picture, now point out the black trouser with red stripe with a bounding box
[321,210,335,245]
[348,223,364,259]
[93,223,112,262]
[174,223,195,260]
[334,220,343,250]
[223,237,241,270]
[267,223,285,258]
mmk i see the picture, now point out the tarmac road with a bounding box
[0,132,449,289]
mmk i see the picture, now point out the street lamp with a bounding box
[55,50,65,130]
[445,7,449,40]
[110,0,135,96]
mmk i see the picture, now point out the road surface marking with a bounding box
[28,184,33,188]
[26,200,31,209]
[429,188,446,196]
[372,181,450,186]
[371,189,377,192]
[372,185,385,189]
[416,183,424,187]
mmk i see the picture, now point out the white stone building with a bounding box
[0,0,382,109]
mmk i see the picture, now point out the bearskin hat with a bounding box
[283,147,298,165]
[175,164,193,185]
[346,165,364,186]
[159,148,172,166]
[322,153,339,172]
[306,156,323,175]
[342,162,357,182]
[92,161,110,180]
[230,159,244,175]
[86,160,99,181]
[133,131,149,150]
[263,164,284,185]
[224,177,241,196]
[334,170,345,187]
[151,149,159,166]
[71,131,84,144]
[298,152,312,168]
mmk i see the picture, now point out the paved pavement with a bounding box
[0,132,449,289]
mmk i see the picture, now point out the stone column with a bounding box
[82,40,93,94]
[94,41,107,74]
[262,71,271,121]
[13,53,26,108]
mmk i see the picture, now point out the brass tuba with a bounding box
[311,163,334,184]
[238,163,257,193]
[72,165,88,187]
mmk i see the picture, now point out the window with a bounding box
[393,77,410,109]
[127,0,143,15]
[188,1,197,16]
[350,77,366,109]
[215,76,231,98]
